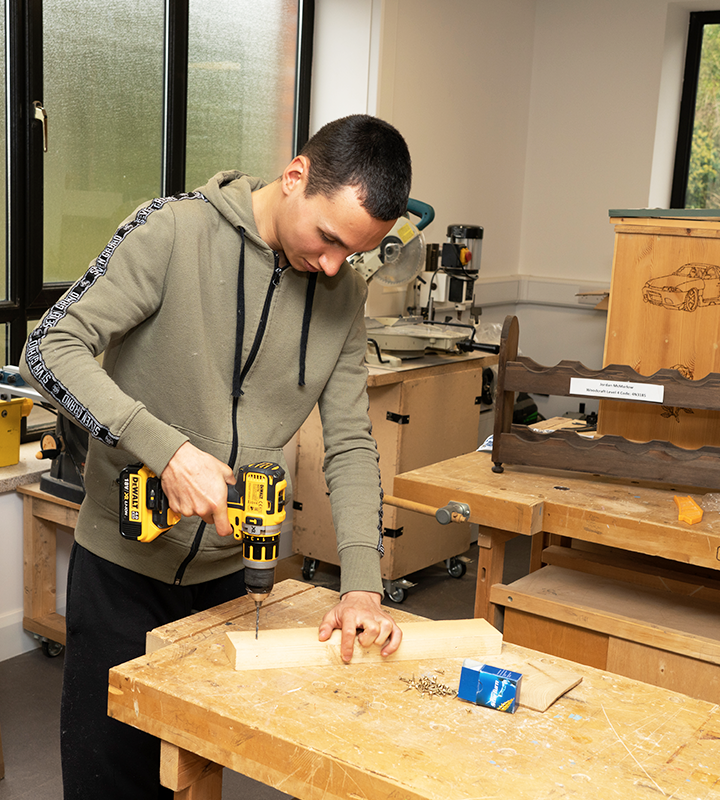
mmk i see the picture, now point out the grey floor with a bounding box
[0,537,531,799]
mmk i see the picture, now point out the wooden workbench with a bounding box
[392,450,720,701]
[19,481,79,647]
[393,450,720,619]
[107,579,720,800]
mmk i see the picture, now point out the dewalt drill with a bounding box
[119,461,287,635]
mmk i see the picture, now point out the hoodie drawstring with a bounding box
[232,229,247,397]
[298,273,317,387]
[232,228,317,396]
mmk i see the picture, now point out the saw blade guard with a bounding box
[350,198,434,286]
[373,227,426,286]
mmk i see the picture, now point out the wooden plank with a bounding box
[224,618,502,671]
[22,612,66,644]
[502,608,609,669]
[18,482,81,514]
[495,426,720,490]
[543,544,720,604]
[607,639,720,704]
[160,742,222,794]
[491,566,720,664]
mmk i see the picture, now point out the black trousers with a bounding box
[61,542,246,799]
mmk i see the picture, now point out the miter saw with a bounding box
[350,203,496,367]
[349,198,434,287]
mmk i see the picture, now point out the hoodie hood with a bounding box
[198,170,269,248]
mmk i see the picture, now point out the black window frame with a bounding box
[0,0,314,365]
[671,9,720,208]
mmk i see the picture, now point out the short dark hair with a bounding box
[300,115,412,221]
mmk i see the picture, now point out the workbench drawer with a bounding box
[490,564,720,704]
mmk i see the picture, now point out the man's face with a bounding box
[278,183,395,277]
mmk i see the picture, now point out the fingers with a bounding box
[160,442,236,536]
[318,591,403,663]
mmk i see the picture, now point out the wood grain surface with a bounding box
[108,582,720,800]
[224,618,502,670]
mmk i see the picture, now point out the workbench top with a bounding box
[108,580,720,800]
[394,450,720,570]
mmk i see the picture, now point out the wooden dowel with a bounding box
[383,495,438,517]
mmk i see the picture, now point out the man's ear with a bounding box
[282,155,310,196]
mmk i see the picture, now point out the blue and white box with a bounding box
[457,659,522,713]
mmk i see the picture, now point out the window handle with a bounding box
[32,101,48,152]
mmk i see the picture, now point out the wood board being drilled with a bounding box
[224,617,502,671]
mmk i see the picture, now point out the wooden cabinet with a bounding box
[292,355,495,596]
[600,215,720,447]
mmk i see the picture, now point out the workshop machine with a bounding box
[119,461,286,637]
[350,204,494,366]
[0,366,87,503]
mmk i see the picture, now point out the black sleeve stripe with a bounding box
[24,192,208,447]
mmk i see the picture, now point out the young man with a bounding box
[20,114,412,798]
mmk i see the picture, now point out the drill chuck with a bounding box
[241,520,281,601]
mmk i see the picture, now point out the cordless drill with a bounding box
[119,461,287,634]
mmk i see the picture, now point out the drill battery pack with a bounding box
[119,464,181,542]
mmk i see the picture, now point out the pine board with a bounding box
[224,617,502,670]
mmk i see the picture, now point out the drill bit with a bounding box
[254,600,261,639]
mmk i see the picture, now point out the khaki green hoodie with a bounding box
[20,171,384,593]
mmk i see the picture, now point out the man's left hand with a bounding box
[318,591,402,663]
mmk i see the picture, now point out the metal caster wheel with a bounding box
[41,638,64,658]
[302,557,319,580]
[386,586,406,604]
[446,557,467,579]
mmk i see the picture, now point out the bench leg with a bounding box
[160,741,222,799]
[474,526,515,627]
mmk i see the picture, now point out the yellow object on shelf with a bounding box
[0,397,33,467]
[673,495,703,525]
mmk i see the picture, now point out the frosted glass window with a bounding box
[185,0,298,192]
[0,4,5,303]
[42,1,164,284]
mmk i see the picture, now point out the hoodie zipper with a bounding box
[172,255,286,586]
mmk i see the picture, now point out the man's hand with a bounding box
[318,591,402,663]
[160,442,236,536]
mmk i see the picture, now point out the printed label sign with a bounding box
[569,377,664,403]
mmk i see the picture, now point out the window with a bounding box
[0,0,313,364]
[671,11,720,208]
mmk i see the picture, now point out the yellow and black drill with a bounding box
[119,461,287,637]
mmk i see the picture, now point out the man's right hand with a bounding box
[160,442,236,536]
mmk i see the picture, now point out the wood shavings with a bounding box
[400,674,457,698]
